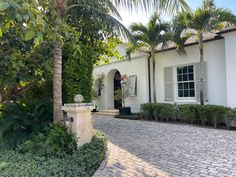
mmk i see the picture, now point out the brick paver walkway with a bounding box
[93,115,236,177]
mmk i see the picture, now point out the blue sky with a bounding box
[119,0,236,27]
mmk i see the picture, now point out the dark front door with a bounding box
[114,71,122,109]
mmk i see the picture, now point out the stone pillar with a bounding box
[62,95,94,147]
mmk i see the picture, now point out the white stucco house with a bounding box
[92,28,236,113]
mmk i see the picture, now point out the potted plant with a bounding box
[114,75,131,115]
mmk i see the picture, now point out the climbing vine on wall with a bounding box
[62,41,94,103]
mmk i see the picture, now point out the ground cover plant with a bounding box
[0,130,107,177]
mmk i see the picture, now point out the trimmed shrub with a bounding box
[140,103,235,129]
[140,103,154,120]
[178,104,196,124]
[225,108,236,129]
[0,130,107,177]
[197,105,227,128]
[153,103,175,122]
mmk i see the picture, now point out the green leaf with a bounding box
[25,30,35,41]
[0,29,2,37]
[0,2,9,11]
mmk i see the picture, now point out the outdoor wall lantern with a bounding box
[63,111,74,128]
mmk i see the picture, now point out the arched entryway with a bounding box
[106,69,122,109]
[114,70,122,109]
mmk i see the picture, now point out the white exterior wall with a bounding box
[93,35,236,113]
[223,31,236,108]
[93,53,149,113]
[156,39,227,106]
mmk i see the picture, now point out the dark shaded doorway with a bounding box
[114,71,122,109]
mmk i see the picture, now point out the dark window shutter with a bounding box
[164,67,174,101]
[195,62,208,101]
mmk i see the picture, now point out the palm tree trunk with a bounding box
[199,34,204,105]
[151,48,157,103]
[53,40,63,123]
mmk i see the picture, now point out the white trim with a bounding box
[174,64,197,102]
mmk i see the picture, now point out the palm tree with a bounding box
[173,0,236,105]
[129,13,172,103]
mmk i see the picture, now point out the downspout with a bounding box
[147,52,152,103]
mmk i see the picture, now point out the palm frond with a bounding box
[112,0,155,13]
[159,0,191,15]
[68,3,135,42]
[172,12,189,54]
[202,0,215,10]
[77,0,122,20]
[133,33,150,45]
[112,0,190,15]
[215,8,236,26]
[129,12,173,55]
[126,41,149,60]
[130,23,148,34]
[172,0,236,54]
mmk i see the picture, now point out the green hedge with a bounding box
[62,42,94,103]
[140,103,236,129]
[0,130,107,177]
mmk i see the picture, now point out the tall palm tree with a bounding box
[129,13,172,103]
[173,0,236,105]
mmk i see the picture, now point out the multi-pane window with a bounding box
[177,65,195,98]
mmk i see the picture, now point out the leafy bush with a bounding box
[226,108,236,120]
[0,97,52,148]
[199,105,228,128]
[225,108,236,129]
[140,103,154,120]
[153,103,175,122]
[17,124,77,157]
[0,130,107,177]
[178,104,198,124]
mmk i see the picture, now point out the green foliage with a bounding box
[114,87,129,107]
[17,124,77,158]
[173,0,236,54]
[140,103,234,129]
[158,103,175,122]
[62,42,94,103]
[0,130,107,177]
[198,105,227,128]
[226,108,236,120]
[0,97,52,148]
[140,103,154,120]
[129,13,172,53]
[0,36,53,101]
[178,104,199,124]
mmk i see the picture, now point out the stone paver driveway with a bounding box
[93,115,236,177]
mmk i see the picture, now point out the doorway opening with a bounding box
[114,70,122,109]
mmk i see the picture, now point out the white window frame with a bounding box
[128,75,138,97]
[174,64,196,101]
